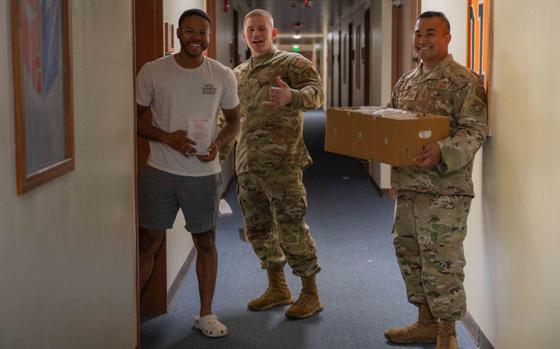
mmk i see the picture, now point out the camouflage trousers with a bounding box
[237,170,320,277]
[392,191,472,321]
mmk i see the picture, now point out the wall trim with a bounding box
[167,247,196,308]
[462,310,495,349]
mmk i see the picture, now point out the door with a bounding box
[337,29,342,107]
[392,0,422,86]
[351,10,365,107]
[233,10,240,66]
[364,8,370,106]
[328,33,334,107]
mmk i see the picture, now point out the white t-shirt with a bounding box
[136,55,239,176]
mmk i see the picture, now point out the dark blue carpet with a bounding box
[140,110,477,349]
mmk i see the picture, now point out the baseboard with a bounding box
[368,174,390,197]
[167,247,196,308]
[462,310,494,349]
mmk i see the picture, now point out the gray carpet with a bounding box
[140,110,477,349]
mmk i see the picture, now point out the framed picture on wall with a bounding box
[11,0,74,195]
[467,0,493,133]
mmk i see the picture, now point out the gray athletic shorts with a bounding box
[138,166,222,234]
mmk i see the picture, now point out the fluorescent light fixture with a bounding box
[293,33,302,39]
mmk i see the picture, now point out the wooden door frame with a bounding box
[348,22,353,106]
[391,4,402,87]
[329,34,334,107]
[206,0,216,59]
[134,0,167,320]
[391,0,421,87]
[364,8,370,106]
[233,9,240,66]
[132,3,138,345]
[337,30,342,107]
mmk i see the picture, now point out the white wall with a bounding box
[397,0,416,77]
[162,0,204,290]
[368,0,393,189]
[164,0,205,55]
[0,1,136,348]
[422,0,560,347]
[420,0,467,65]
[485,1,560,347]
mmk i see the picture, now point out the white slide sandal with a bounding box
[193,314,228,338]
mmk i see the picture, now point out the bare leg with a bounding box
[192,229,218,316]
[139,227,165,296]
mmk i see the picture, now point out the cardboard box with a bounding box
[325,107,450,166]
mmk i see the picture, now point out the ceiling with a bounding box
[230,0,359,45]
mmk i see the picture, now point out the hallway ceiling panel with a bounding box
[232,0,358,40]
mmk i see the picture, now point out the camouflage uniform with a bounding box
[389,55,487,321]
[216,111,236,163]
[234,49,323,277]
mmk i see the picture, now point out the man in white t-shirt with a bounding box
[136,8,239,337]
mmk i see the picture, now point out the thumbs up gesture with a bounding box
[263,76,293,108]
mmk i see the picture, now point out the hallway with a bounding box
[140,111,477,348]
[4,1,560,347]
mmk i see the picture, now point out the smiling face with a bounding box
[413,17,451,68]
[177,15,210,58]
[242,14,278,58]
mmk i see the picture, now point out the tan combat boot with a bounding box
[247,266,293,311]
[384,303,439,343]
[436,320,458,349]
[285,273,324,319]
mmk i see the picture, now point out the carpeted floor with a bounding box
[140,110,477,349]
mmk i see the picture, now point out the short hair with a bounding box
[244,9,274,28]
[417,11,450,32]
[178,9,211,27]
